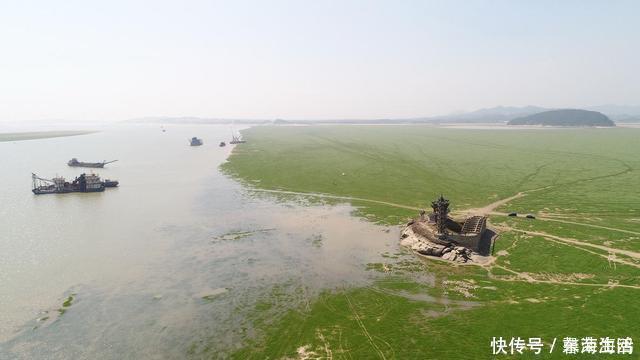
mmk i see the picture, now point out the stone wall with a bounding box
[409,215,487,252]
[448,233,482,252]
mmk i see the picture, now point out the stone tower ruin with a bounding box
[431,194,450,238]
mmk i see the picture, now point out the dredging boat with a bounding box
[32,173,119,195]
[67,158,118,168]
[229,125,246,144]
[229,134,246,144]
[190,137,203,146]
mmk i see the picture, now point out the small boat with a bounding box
[68,158,118,168]
[190,137,203,146]
[103,179,119,188]
[219,142,226,147]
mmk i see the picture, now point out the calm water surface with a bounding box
[0,125,397,358]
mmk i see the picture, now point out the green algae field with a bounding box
[222,125,640,359]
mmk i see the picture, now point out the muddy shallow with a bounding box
[0,125,398,358]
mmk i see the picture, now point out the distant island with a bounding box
[507,109,615,127]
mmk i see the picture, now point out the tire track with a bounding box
[344,294,386,360]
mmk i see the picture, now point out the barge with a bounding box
[68,158,118,168]
[32,173,119,195]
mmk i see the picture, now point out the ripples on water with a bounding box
[0,125,398,358]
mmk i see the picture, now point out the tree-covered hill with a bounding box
[508,109,615,126]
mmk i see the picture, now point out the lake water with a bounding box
[0,124,398,358]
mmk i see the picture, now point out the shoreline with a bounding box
[0,130,97,142]
[195,124,640,357]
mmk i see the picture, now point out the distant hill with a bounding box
[127,105,637,126]
[586,105,640,123]
[126,116,272,125]
[430,105,548,123]
[508,109,615,127]
[124,106,550,125]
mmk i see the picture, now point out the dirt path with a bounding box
[490,210,640,237]
[251,188,530,216]
[490,211,640,236]
[496,225,640,269]
[248,189,421,211]
[492,265,640,289]
[521,231,637,269]
[459,192,526,216]
[535,217,640,236]
[505,226,640,259]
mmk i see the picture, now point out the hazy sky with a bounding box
[1,0,639,121]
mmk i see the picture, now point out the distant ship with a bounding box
[229,125,246,144]
[190,137,203,146]
[32,173,119,195]
[68,158,118,168]
[219,141,226,147]
[229,134,246,144]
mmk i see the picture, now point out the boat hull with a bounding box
[32,187,105,195]
[104,180,119,188]
[68,163,105,168]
